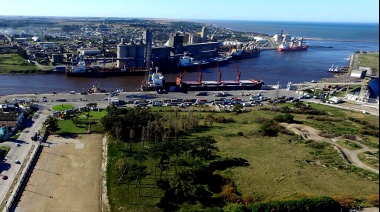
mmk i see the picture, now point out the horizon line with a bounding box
[0,15,378,24]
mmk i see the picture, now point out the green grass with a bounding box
[107,140,164,212]
[358,151,379,169]
[337,140,362,150]
[52,104,378,210]
[0,146,11,157]
[52,104,75,111]
[0,54,41,73]
[57,119,89,134]
[55,110,105,134]
[359,53,379,77]
[104,104,379,211]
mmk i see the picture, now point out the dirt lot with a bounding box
[15,134,103,212]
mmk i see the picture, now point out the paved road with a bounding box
[0,111,48,210]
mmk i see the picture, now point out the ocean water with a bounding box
[163,20,379,87]
[0,20,378,95]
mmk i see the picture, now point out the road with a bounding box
[0,110,49,210]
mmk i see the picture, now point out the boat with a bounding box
[140,68,165,91]
[65,61,147,77]
[173,62,263,92]
[278,37,308,52]
[229,47,260,59]
[177,55,230,71]
[327,64,341,73]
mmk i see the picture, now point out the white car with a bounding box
[15,160,21,164]
[15,143,21,147]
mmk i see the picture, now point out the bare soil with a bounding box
[15,134,103,212]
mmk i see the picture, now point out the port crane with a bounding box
[197,64,203,83]
[234,61,241,82]
[216,61,222,83]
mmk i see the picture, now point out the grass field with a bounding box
[0,54,41,73]
[103,104,379,211]
[52,103,379,211]
[52,104,74,111]
[359,53,379,77]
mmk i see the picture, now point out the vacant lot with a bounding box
[16,134,103,212]
[0,54,40,73]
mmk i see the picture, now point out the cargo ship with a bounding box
[228,47,261,59]
[174,62,263,92]
[65,61,147,78]
[176,55,231,71]
[278,37,308,52]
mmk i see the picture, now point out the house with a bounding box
[0,112,24,141]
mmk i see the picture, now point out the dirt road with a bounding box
[15,134,103,212]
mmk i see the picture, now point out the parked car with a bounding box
[15,160,21,164]
[195,92,208,96]
[2,175,8,180]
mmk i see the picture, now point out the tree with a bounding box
[16,47,28,59]
[86,103,98,110]
[205,114,215,127]
[44,116,59,132]
[115,126,122,150]
[129,129,135,151]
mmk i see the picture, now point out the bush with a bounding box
[248,196,340,212]
[273,113,294,123]
[254,116,269,123]
[332,194,356,208]
[214,115,234,123]
[220,182,241,203]
[260,120,280,136]
[366,194,379,207]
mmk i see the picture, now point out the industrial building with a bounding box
[116,28,222,70]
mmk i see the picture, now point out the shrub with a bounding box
[366,194,379,207]
[273,113,294,123]
[254,116,269,123]
[214,115,234,123]
[242,194,258,205]
[220,182,241,203]
[248,196,340,212]
[332,194,356,208]
[260,120,280,136]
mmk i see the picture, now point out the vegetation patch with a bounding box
[337,140,362,150]
[0,54,41,73]
[43,102,379,210]
[358,151,379,169]
[52,104,75,111]
[0,146,11,157]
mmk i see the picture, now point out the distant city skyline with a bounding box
[0,0,378,23]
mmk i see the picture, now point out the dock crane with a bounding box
[176,71,186,85]
[217,61,222,83]
[234,61,241,82]
[197,64,203,83]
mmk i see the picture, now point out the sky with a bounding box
[0,0,378,23]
